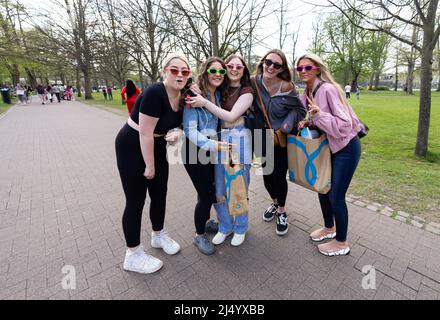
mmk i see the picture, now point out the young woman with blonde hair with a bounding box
[296,53,362,256]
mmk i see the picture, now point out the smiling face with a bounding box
[206,61,225,90]
[226,57,245,85]
[163,58,191,91]
[262,53,284,81]
[297,58,320,85]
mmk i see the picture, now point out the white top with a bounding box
[345,85,352,93]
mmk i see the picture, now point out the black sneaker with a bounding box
[276,213,288,236]
[263,204,278,222]
[205,219,219,234]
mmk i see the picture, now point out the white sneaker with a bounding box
[212,232,232,245]
[151,230,181,255]
[231,233,246,246]
[123,246,163,274]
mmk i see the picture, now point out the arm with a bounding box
[204,93,253,122]
[139,113,159,179]
[183,107,217,151]
[309,86,353,139]
[281,100,307,134]
[120,87,126,100]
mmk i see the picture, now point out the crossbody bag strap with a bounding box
[252,77,272,130]
[311,81,326,98]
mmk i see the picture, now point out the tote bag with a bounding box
[287,134,332,194]
[224,158,248,216]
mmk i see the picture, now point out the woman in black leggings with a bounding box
[115,54,191,274]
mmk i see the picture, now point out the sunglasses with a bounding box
[264,59,283,70]
[226,64,244,71]
[296,65,319,72]
[207,68,227,75]
[165,67,191,77]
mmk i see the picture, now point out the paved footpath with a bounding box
[0,98,439,300]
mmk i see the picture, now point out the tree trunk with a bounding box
[83,68,92,100]
[406,60,415,95]
[374,72,380,89]
[415,45,434,157]
[76,67,82,98]
[25,67,37,89]
[368,73,374,90]
[8,64,20,85]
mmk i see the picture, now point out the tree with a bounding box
[367,31,390,90]
[165,0,268,63]
[94,0,134,87]
[328,0,440,157]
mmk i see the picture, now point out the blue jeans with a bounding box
[318,137,361,242]
[214,126,251,235]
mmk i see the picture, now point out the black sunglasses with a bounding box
[264,59,283,70]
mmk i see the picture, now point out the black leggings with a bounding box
[115,124,169,248]
[263,146,288,207]
[183,139,216,235]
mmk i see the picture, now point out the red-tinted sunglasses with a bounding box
[166,67,191,77]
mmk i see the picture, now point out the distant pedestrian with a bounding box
[65,86,72,101]
[15,84,26,104]
[36,83,46,105]
[345,84,351,99]
[52,84,61,102]
[356,86,360,100]
[121,80,141,115]
[102,86,107,100]
[107,86,113,100]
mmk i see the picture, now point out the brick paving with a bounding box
[0,98,439,300]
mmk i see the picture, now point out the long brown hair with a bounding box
[197,56,228,106]
[254,49,291,82]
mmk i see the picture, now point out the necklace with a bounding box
[229,86,241,97]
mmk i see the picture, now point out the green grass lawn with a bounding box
[81,89,440,223]
[349,91,440,223]
[0,97,16,115]
[78,90,129,115]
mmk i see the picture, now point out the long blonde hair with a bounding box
[297,53,349,108]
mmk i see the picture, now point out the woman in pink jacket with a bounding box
[297,53,362,257]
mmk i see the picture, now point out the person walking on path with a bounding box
[345,84,352,99]
[188,54,254,247]
[15,83,26,105]
[107,86,113,100]
[115,54,188,274]
[254,49,306,236]
[36,83,46,105]
[356,86,360,100]
[183,57,230,255]
[102,86,108,100]
[121,80,141,115]
[297,53,362,257]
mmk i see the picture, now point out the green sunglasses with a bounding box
[207,68,227,75]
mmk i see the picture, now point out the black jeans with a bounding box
[115,124,169,248]
[183,139,216,235]
[318,137,361,242]
[263,146,288,207]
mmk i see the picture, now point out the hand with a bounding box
[144,165,155,180]
[306,95,320,116]
[298,120,309,130]
[190,83,202,95]
[188,93,208,108]
[165,128,182,145]
[216,141,233,152]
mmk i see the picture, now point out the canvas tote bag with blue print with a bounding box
[224,153,248,216]
[287,133,332,194]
